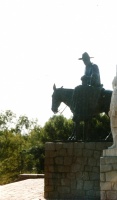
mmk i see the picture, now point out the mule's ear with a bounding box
[53,84,56,91]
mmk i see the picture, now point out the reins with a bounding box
[58,105,68,115]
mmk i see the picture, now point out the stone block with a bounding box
[107,191,117,200]
[57,186,70,193]
[71,164,84,172]
[112,182,117,190]
[48,165,55,172]
[83,181,93,190]
[73,148,83,156]
[66,172,75,179]
[83,149,93,157]
[94,150,102,158]
[85,165,92,172]
[73,142,84,149]
[55,157,63,165]
[100,164,112,172]
[45,172,53,178]
[89,172,100,181]
[100,157,105,165]
[96,142,108,150]
[63,142,73,149]
[44,185,54,192]
[88,157,97,166]
[61,178,70,186]
[58,165,70,172]
[55,142,63,150]
[76,171,83,180]
[82,172,89,181]
[100,173,106,182]
[94,180,100,187]
[113,164,117,170]
[44,157,54,165]
[67,148,73,155]
[86,190,96,197]
[85,142,96,150]
[64,156,73,165]
[71,189,85,197]
[106,171,117,182]
[100,191,106,200]
[93,166,100,173]
[45,142,55,150]
[76,157,88,165]
[103,149,117,156]
[58,148,67,156]
[49,178,60,185]
[105,156,117,164]
[77,180,83,189]
[71,180,77,189]
[45,150,56,157]
[100,182,111,190]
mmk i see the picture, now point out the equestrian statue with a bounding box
[51,52,112,141]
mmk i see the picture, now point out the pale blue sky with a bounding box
[0,0,117,126]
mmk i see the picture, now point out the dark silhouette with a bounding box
[51,84,112,141]
[79,52,101,87]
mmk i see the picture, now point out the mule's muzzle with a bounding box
[51,107,58,114]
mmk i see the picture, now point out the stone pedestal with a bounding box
[44,142,111,200]
[100,149,117,200]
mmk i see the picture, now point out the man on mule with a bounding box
[72,52,103,126]
[79,52,102,87]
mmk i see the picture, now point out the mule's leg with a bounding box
[68,122,76,141]
[68,121,79,141]
[83,120,91,141]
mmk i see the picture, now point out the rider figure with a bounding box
[79,52,101,87]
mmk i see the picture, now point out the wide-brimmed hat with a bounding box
[78,52,94,60]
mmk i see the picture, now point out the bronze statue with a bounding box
[51,53,112,141]
[52,84,112,141]
[79,52,101,87]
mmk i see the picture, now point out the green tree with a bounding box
[41,115,74,142]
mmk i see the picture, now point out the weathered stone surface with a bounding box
[100,182,111,190]
[100,164,112,172]
[105,156,117,164]
[64,156,73,165]
[63,142,73,149]
[76,180,83,189]
[55,157,64,165]
[112,182,117,190]
[84,165,92,172]
[83,149,93,157]
[103,149,117,156]
[93,166,100,173]
[45,142,55,150]
[85,142,96,150]
[45,142,108,199]
[107,191,117,200]
[100,191,106,200]
[88,157,97,166]
[89,172,100,180]
[100,173,106,182]
[94,150,101,158]
[76,157,87,165]
[106,171,117,182]
[55,142,63,150]
[73,142,84,149]
[83,181,93,190]
[73,148,83,156]
[100,157,105,165]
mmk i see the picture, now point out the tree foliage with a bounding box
[0,110,112,184]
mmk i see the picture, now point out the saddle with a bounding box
[72,85,103,121]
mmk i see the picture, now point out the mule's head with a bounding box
[51,84,62,113]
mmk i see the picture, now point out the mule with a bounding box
[51,84,112,141]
